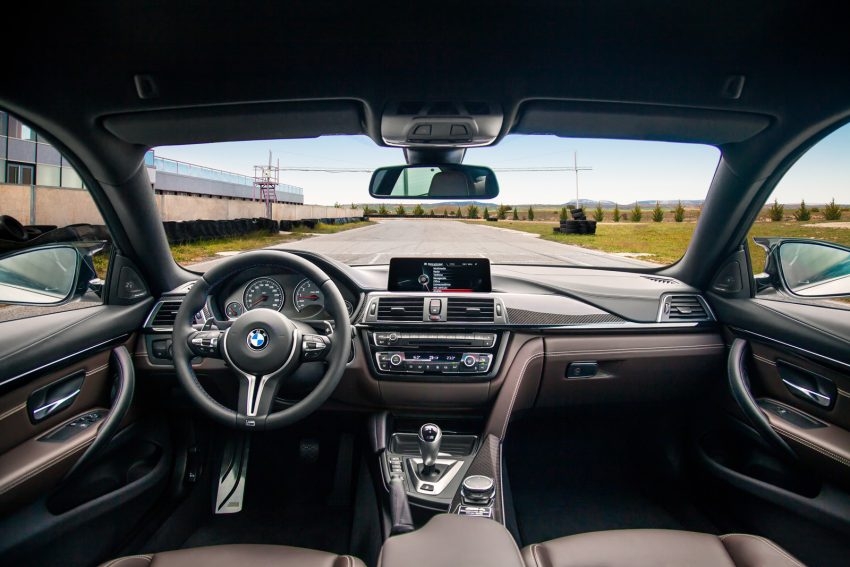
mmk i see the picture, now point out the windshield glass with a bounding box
[152,135,720,270]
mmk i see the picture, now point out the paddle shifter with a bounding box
[418,423,442,475]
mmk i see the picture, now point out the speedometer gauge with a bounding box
[243,277,284,312]
[293,279,325,313]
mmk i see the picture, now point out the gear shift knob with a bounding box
[418,423,442,468]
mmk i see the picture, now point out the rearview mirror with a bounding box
[369,164,499,200]
[0,245,98,305]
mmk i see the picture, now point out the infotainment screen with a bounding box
[388,258,492,293]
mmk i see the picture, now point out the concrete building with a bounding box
[1,110,304,205]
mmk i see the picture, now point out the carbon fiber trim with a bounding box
[506,308,624,326]
[450,434,503,523]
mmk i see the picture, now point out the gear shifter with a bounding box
[418,423,442,475]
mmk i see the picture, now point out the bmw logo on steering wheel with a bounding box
[247,328,269,350]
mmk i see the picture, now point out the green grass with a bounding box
[470,219,850,268]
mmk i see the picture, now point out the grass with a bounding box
[468,219,850,269]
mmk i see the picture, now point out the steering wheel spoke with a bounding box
[187,329,226,359]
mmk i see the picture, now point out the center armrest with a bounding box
[378,513,524,567]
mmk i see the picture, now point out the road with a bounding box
[270,219,654,268]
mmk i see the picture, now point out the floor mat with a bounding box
[180,427,355,555]
[505,409,717,546]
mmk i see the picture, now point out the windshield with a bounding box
[152,135,720,270]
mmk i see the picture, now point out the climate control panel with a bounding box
[375,351,494,375]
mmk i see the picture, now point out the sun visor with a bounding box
[514,101,773,145]
[102,100,365,146]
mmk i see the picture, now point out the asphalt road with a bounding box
[272,219,654,268]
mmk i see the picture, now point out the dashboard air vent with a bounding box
[377,297,423,322]
[447,297,495,322]
[149,300,183,328]
[642,276,677,285]
[660,295,712,322]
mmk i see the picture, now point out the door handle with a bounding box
[27,370,86,423]
[782,378,832,408]
[32,388,81,421]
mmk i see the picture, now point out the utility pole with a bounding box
[564,151,592,209]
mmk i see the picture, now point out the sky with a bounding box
[155,124,850,207]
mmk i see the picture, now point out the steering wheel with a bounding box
[172,250,351,430]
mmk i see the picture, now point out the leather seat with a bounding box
[100,544,366,567]
[522,529,805,567]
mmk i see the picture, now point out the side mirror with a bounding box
[369,164,499,200]
[754,237,850,298]
[0,244,100,305]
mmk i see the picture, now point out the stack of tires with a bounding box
[553,208,597,235]
[160,217,280,244]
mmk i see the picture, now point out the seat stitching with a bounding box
[776,429,850,467]
[720,534,804,567]
[531,543,544,567]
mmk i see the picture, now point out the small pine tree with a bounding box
[430,209,436,217]
[395,204,406,216]
[528,206,535,221]
[652,201,664,222]
[457,206,463,219]
[378,204,389,216]
[769,199,784,222]
[613,203,621,222]
[823,198,842,221]
[467,204,479,219]
[793,200,811,221]
[483,207,490,220]
[674,200,685,222]
[497,204,508,220]
[413,204,425,217]
[443,209,449,218]
[631,203,642,222]
[512,208,519,221]
[559,207,569,221]
[593,202,604,222]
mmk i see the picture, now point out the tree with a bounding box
[395,204,406,216]
[651,201,664,222]
[443,209,449,218]
[497,204,508,220]
[673,200,685,222]
[413,203,425,217]
[429,209,436,217]
[362,205,375,216]
[769,199,784,221]
[467,204,479,219]
[824,198,843,221]
[512,208,519,221]
[613,203,621,222]
[631,203,642,222]
[378,204,389,216]
[559,207,569,221]
[456,206,463,219]
[793,200,811,221]
[483,207,490,220]
[593,202,604,222]
[527,206,535,221]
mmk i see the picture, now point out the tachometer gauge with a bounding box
[344,300,354,316]
[225,301,244,319]
[293,278,325,313]
[243,277,284,312]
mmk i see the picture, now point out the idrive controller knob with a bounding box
[461,475,495,505]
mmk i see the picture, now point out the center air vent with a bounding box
[377,297,424,322]
[148,299,183,329]
[659,295,712,322]
[447,297,495,322]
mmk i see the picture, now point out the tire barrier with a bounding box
[553,219,597,235]
[159,216,362,244]
[0,215,110,253]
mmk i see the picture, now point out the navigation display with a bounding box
[388,258,491,292]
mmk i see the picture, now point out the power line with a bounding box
[277,166,584,173]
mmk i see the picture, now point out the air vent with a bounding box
[149,299,183,328]
[642,276,677,285]
[660,295,712,322]
[447,297,495,322]
[377,297,424,322]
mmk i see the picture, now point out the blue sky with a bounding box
[157,124,850,207]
